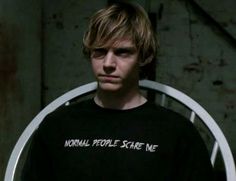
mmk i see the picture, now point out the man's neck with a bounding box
[94,87,147,110]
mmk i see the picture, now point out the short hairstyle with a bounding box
[83,2,158,66]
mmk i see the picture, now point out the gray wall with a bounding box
[156,0,236,161]
[1,0,236,180]
[0,0,41,180]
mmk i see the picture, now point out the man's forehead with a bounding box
[95,37,136,49]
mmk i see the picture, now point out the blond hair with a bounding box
[83,2,158,66]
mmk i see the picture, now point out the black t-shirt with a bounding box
[22,99,214,181]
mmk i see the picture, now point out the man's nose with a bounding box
[103,51,116,68]
[103,51,116,73]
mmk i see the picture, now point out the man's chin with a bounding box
[98,82,122,92]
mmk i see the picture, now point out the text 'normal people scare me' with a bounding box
[64,139,159,153]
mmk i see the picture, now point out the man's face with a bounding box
[90,38,140,92]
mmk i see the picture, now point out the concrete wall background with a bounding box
[1,0,235,180]
[155,0,236,173]
[0,0,41,180]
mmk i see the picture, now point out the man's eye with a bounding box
[91,49,107,58]
[115,49,134,57]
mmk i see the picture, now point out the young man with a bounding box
[22,2,214,181]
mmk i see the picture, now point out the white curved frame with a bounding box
[4,80,236,181]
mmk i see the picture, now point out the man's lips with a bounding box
[98,75,120,82]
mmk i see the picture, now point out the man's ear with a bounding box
[139,55,153,67]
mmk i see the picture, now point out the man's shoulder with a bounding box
[49,98,93,116]
[145,102,187,121]
[38,99,93,129]
[145,102,197,131]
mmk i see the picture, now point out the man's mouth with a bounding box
[98,75,120,82]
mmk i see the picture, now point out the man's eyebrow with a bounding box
[113,46,137,51]
[92,47,107,51]
[91,46,137,52]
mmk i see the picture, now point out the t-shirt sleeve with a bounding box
[172,121,215,181]
[21,124,54,180]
